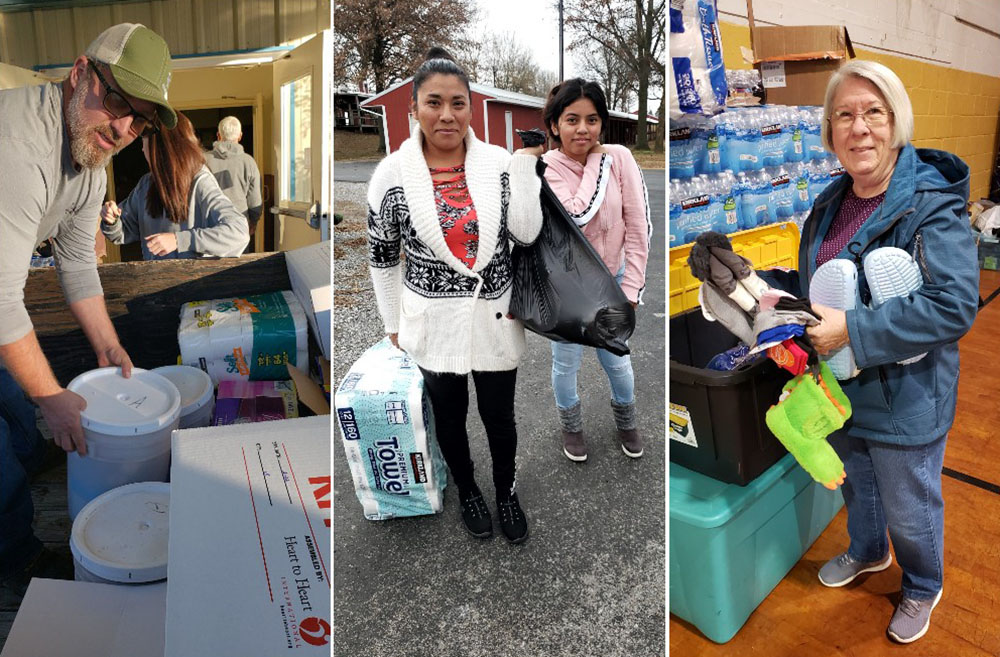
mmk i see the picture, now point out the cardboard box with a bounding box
[165,416,331,657]
[752,25,855,106]
[1,579,166,657]
[284,241,331,362]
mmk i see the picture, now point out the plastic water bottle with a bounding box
[691,117,710,175]
[768,165,794,220]
[807,160,831,202]
[750,170,774,227]
[735,171,755,230]
[702,116,724,174]
[718,113,739,173]
[669,117,697,179]
[669,179,683,248]
[742,112,763,172]
[803,106,826,161]
[792,161,811,213]
[760,108,784,167]
[719,171,742,233]
[785,107,806,163]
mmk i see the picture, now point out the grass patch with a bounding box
[630,148,665,170]
[335,130,383,161]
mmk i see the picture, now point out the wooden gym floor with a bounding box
[669,270,1000,656]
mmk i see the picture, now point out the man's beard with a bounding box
[66,78,124,170]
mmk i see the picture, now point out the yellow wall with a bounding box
[169,64,274,175]
[720,21,1000,201]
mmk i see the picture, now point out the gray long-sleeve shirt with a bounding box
[205,141,263,225]
[101,166,249,259]
[0,82,106,345]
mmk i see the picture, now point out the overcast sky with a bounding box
[473,0,580,80]
[472,0,660,115]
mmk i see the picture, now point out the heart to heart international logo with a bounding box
[299,617,331,647]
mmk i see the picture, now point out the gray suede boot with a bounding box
[611,401,643,458]
[558,402,586,462]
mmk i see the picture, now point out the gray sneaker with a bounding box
[818,551,892,587]
[887,589,943,643]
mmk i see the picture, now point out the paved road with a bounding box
[332,168,666,656]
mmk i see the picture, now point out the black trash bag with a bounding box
[509,131,636,356]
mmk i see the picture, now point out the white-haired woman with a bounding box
[787,60,978,643]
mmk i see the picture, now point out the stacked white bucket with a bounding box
[65,365,214,584]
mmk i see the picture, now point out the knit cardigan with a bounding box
[541,145,651,302]
[367,124,543,374]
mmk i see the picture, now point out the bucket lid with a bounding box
[70,481,170,583]
[151,365,214,415]
[68,367,181,436]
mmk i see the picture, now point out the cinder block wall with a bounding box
[716,0,1000,201]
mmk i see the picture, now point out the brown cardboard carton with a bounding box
[752,25,855,106]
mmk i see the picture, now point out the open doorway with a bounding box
[185,106,270,253]
[106,104,269,261]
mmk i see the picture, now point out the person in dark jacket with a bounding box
[205,116,263,238]
[801,60,978,644]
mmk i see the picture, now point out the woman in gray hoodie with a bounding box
[101,112,248,259]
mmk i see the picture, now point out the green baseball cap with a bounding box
[85,23,177,129]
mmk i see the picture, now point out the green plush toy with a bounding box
[765,361,850,490]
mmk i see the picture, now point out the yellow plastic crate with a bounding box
[669,222,801,317]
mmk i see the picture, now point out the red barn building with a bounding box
[360,78,657,153]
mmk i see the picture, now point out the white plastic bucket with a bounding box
[66,367,180,519]
[152,365,215,429]
[70,481,170,584]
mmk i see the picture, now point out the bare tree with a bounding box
[462,30,558,98]
[334,0,477,92]
[565,0,665,149]
[480,32,540,94]
[575,41,637,113]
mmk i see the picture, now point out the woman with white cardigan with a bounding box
[366,48,543,544]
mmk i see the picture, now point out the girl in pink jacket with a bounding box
[541,79,651,462]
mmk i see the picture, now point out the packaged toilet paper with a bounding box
[670,0,728,117]
[335,338,447,520]
[178,291,309,384]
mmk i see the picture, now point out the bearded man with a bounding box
[0,23,176,597]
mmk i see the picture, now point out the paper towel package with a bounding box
[165,416,330,657]
[178,291,309,384]
[0,579,166,657]
[335,338,447,520]
[284,241,331,362]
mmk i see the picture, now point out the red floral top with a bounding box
[431,165,478,268]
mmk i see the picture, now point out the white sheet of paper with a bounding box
[1,579,166,657]
[761,61,787,88]
[165,416,331,657]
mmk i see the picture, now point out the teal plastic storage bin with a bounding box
[669,453,844,643]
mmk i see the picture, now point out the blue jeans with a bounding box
[829,428,946,600]
[551,265,635,410]
[0,370,45,576]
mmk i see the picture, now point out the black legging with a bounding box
[418,367,518,497]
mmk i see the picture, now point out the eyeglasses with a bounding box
[829,106,893,130]
[87,61,159,137]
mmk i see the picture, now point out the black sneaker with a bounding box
[459,488,493,539]
[0,547,75,599]
[496,492,529,544]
